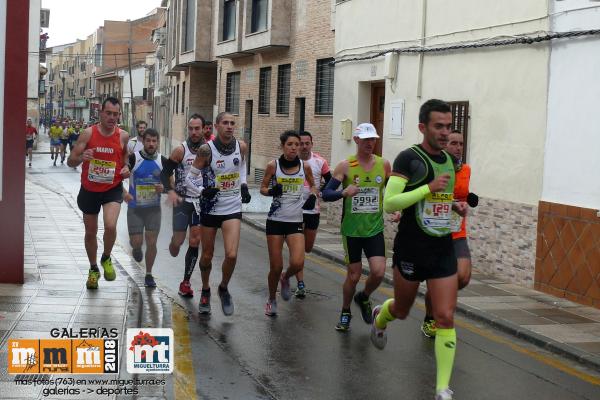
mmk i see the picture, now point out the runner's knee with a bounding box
[224,253,237,264]
[200,252,213,266]
[370,266,385,281]
[104,221,117,233]
[199,262,212,272]
[189,236,201,247]
[433,310,454,328]
[347,268,362,285]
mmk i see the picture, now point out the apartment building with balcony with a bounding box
[163,0,217,150]
[45,9,164,127]
[214,0,335,182]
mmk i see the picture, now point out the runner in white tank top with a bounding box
[159,114,205,298]
[184,112,251,316]
[260,130,318,316]
[202,140,243,215]
[267,158,306,223]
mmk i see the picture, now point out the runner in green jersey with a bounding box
[322,123,391,332]
[370,100,468,400]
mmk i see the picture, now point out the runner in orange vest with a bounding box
[421,129,478,338]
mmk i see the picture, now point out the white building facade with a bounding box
[536,0,600,307]
[331,0,551,286]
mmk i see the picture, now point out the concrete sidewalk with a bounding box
[242,212,600,372]
[0,168,174,398]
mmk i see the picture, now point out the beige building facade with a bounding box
[331,0,551,286]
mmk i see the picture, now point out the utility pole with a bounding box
[128,22,136,133]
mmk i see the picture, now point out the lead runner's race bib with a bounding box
[351,187,379,213]
[422,192,453,228]
[88,159,116,184]
[136,184,158,207]
[216,172,240,197]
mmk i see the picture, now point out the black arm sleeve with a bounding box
[160,158,179,190]
[320,171,332,192]
[127,154,136,170]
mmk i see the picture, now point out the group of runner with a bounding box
[48,118,85,166]
[67,97,473,400]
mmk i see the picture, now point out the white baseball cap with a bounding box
[353,123,379,139]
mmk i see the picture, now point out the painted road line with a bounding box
[173,304,199,400]
[305,254,600,386]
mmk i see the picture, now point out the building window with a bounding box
[315,58,334,115]
[176,84,180,114]
[95,44,102,66]
[79,86,85,96]
[183,0,196,51]
[258,67,271,114]
[222,0,236,41]
[181,81,186,114]
[251,0,268,33]
[225,72,240,114]
[276,64,291,115]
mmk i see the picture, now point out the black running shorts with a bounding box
[201,212,242,229]
[266,219,304,236]
[342,232,386,265]
[77,184,123,215]
[392,233,457,282]
[302,213,320,230]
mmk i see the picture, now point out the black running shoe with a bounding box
[132,248,143,262]
[354,291,373,324]
[218,286,234,316]
[335,311,352,332]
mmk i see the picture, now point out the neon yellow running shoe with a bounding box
[86,270,100,289]
[421,318,437,338]
[101,256,116,281]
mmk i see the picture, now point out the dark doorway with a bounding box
[294,97,306,133]
[244,100,253,175]
[370,83,385,156]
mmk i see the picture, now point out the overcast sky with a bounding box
[42,0,163,47]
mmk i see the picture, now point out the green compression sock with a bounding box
[435,328,457,392]
[375,299,396,329]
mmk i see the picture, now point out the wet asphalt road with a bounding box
[26,151,600,400]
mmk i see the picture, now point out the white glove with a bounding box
[185,173,204,197]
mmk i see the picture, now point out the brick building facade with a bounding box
[215,0,335,182]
